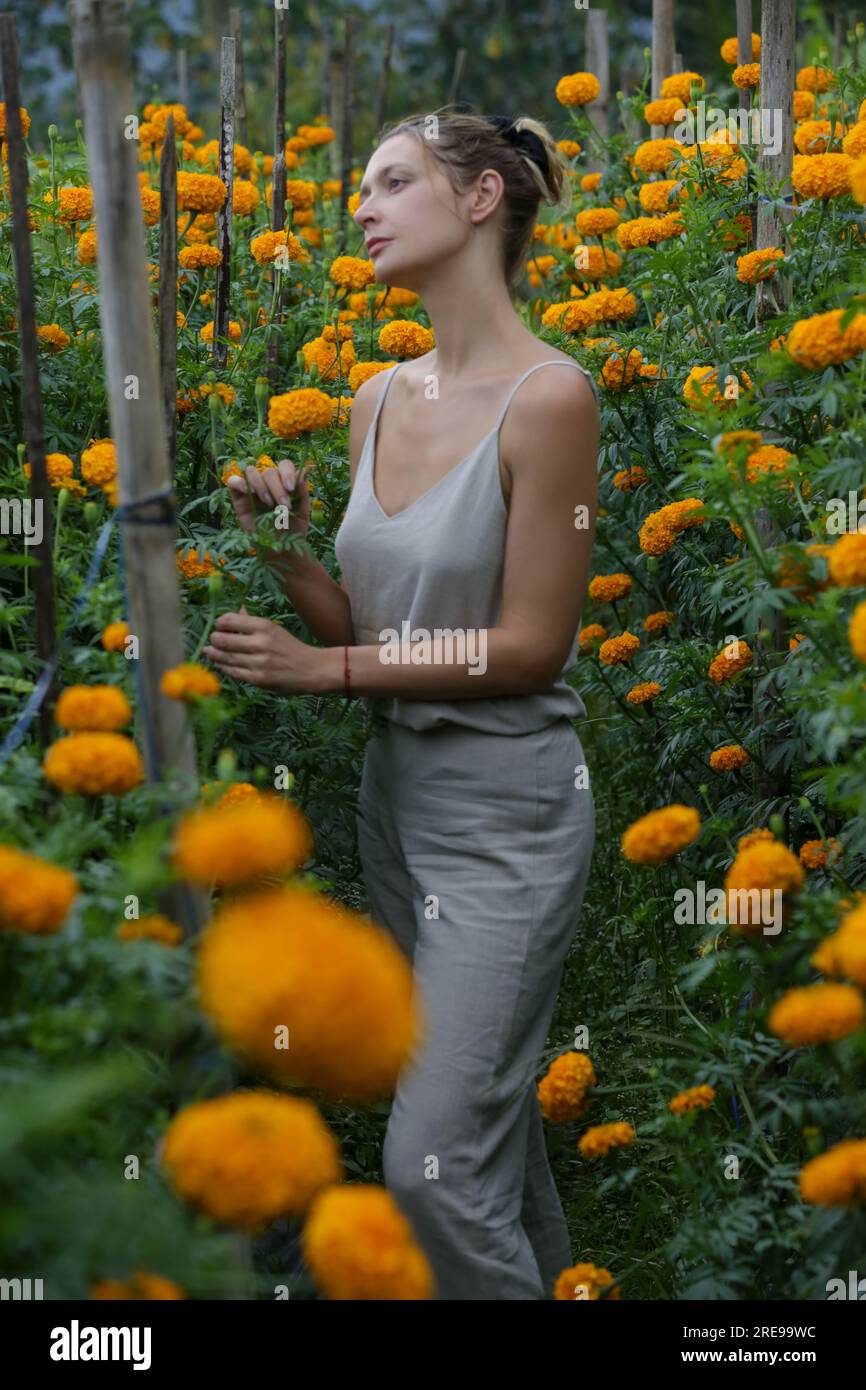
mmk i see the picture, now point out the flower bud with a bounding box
[48,123,58,141]
[207,572,224,596]
[84,501,100,526]
[216,748,237,781]
[769,813,786,839]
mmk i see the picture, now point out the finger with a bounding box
[211,661,261,683]
[213,610,262,632]
[276,458,297,492]
[261,466,291,508]
[244,467,271,507]
[207,630,262,653]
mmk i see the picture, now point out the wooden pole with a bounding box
[213,35,235,371]
[375,23,395,136]
[159,113,178,471]
[650,0,675,138]
[448,48,467,107]
[177,47,188,109]
[268,150,287,388]
[0,12,57,750]
[736,0,753,112]
[320,29,332,124]
[338,13,356,249]
[328,42,344,178]
[229,7,247,148]
[274,3,287,157]
[68,0,207,937]
[751,0,795,812]
[585,9,610,164]
[755,0,795,322]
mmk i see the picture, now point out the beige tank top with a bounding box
[333,358,599,735]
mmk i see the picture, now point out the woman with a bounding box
[204,109,600,1300]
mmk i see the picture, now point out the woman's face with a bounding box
[354,131,488,291]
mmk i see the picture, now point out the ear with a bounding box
[469,167,506,225]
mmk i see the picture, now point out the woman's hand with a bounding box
[226,459,312,536]
[203,607,322,694]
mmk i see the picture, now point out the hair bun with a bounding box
[484,112,551,185]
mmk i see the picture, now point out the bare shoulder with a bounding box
[347,364,400,483]
[505,356,599,456]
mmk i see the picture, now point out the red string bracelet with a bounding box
[343,644,351,697]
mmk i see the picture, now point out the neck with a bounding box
[410,259,532,378]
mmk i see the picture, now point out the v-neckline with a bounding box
[367,378,500,523]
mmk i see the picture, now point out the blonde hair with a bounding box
[375,107,570,297]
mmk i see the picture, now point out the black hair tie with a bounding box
[484,113,551,184]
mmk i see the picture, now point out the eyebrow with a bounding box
[357,163,411,199]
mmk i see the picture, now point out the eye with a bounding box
[388,176,405,191]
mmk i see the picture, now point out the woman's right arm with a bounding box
[224,376,380,647]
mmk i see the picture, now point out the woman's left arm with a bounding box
[204,370,599,698]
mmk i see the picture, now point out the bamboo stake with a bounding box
[0,12,57,750]
[158,113,177,470]
[736,0,753,112]
[585,9,610,164]
[268,150,286,388]
[213,35,235,371]
[177,47,188,109]
[274,2,287,157]
[650,0,675,138]
[320,29,332,125]
[229,7,247,148]
[338,13,356,249]
[328,41,344,179]
[68,0,206,937]
[755,0,795,321]
[375,23,395,136]
[751,0,795,810]
[448,48,467,107]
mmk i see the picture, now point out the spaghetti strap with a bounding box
[492,359,599,433]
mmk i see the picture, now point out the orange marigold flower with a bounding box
[795,65,835,93]
[268,387,336,439]
[799,837,843,870]
[578,623,607,649]
[683,364,753,408]
[578,1121,636,1158]
[0,845,78,935]
[613,465,648,491]
[798,1137,866,1207]
[827,533,866,586]
[178,244,222,270]
[588,572,632,603]
[669,1083,716,1114]
[42,732,144,796]
[302,1184,434,1300]
[377,320,435,358]
[117,914,184,946]
[161,1090,343,1231]
[621,804,700,864]
[36,323,70,352]
[660,72,705,103]
[644,610,673,634]
[736,247,784,283]
[553,1263,620,1300]
[709,744,750,772]
[626,680,661,705]
[721,34,760,64]
[176,171,227,213]
[598,631,640,665]
[55,684,131,732]
[708,638,752,683]
[768,983,864,1046]
[537,1050,597,1124]
[160,663,221,701]
[787,308,866,369]
[171,796,314,887]
[101,620,130,653]
[329,255,376,290]
[791,152,852,200]
[555,72,601,107]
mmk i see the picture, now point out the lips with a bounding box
[366,238,392,256]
